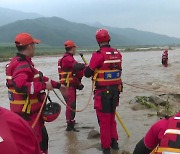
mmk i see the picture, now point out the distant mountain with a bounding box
[92,22,180,46]
[0,16,180,47]
[0,17,134,47]
[0,7,42,26]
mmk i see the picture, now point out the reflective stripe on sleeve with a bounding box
[30,82,34,94]
[34,74,40,78]
[164,129,180,135]
[6,76,12,80]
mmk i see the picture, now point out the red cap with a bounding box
[15,33,40,46]
[64,40,77,48]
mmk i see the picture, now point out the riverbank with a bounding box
[0,45,174,62]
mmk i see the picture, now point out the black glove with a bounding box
[77,84,84,90]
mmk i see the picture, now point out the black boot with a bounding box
[103,148,110,154]
[110,138,119,150]
[66,124,73,131]
[66,124,79,132]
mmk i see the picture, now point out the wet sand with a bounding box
[0,49,180,154]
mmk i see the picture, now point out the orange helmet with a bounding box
[42,102,61,122]
[64,40,77,48]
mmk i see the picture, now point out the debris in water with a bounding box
[131,104,147,111]
[87,130,100,139]
[121,150,131,154]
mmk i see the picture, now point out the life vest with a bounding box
[162,54,168,60]
[58,54,80,87]
[155,116,180,154]
[93,47,122,87]
[6,56,45,114]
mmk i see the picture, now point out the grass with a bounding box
[0,45,64,62]
[0,44,172,62]
[0,44,98,62]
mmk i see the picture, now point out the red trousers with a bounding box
[94,87,119,149]
[96,110,118,149]
[162,58,168,67]
[64,86,76,125]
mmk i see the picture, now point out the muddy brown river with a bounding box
[0,49,180,154]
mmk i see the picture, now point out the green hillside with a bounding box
[0,7,41,26]
[0,16,180,47]
[0,17,131,47]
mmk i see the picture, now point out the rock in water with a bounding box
[149,95,167,106]
[122,150,131,154]
[131,104,147,111]
[87,130,100,139]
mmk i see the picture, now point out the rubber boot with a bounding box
[103,148,110,154]
[66,123,79,132]
[110,138,119,150]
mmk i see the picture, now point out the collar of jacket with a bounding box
[16,53,33,65]
[65,52,74,56]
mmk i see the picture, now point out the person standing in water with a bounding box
[162,50,168,67]
[84,29,123,154]
[58,40,85,132]
[5,32,62,154]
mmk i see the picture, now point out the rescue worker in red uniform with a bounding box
[133,112,180,154]
[5,33,61,154]
[162,50,168,67]
[0,106,41,154]
[58,40,85,131]
[84,29,123,154]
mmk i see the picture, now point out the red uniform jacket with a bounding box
[144,112,180,150]
[85,45,122,87]
[6,53,60,114]
[58,53,84,87]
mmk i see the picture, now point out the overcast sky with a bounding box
[1,0,180,38]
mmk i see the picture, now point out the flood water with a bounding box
[0,49,180,154]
